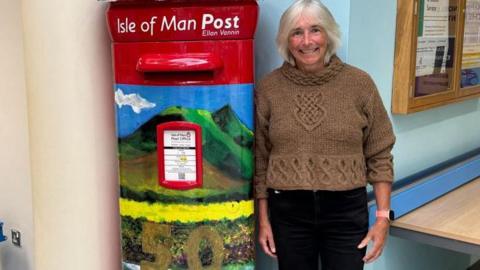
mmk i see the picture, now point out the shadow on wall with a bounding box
[0,247,30,270]
[254,1,285,80]
[385,236,471,270]
[391,99,480,133]
[253,2,287,268]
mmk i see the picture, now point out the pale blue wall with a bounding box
[255,0,480,269]
[348,0,480,181]
[349,0,478,269]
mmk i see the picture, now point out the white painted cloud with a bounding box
[122,262,140,270]
[115,88,156,114]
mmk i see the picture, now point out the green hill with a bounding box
[212,105,253,148]
[117,114,183,157]
[119,105,253,181]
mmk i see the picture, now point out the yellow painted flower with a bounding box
[120,199,254,223]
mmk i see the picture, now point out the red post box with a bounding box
[106,1,258,269]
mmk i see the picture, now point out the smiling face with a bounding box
[288,15,328,73]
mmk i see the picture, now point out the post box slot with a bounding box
[137,53,223,73]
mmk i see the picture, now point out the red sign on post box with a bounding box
[107,1,258,42]
[157,121,203,190]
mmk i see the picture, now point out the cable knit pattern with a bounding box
[294,92,325,131]
[254,55,396,199]
[280,55,345,86]
[268,154,366,188]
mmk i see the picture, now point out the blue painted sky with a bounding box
[115,83,254,138]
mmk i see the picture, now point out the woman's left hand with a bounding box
[357,218,390,263]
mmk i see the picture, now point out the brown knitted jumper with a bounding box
[254,55,395,199]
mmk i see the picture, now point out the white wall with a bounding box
[1,0,123,268]
[21,0,121,269]
[0,0,34,269]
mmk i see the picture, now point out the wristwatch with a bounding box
[376,209,395,221]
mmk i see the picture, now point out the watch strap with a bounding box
[376,209,392,221]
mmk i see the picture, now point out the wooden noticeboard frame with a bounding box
[392,0,480,114]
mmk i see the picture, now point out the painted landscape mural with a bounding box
[115,84,254,270]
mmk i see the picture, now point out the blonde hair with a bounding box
[276,0,341,66]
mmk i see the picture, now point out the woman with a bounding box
[255,0,395,269]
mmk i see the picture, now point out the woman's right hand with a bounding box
[258,220,277,258]
[257,198,277,258]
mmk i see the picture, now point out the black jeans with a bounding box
[268,187,369,270]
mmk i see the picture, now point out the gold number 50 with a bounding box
[141,223,224,270]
